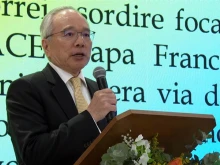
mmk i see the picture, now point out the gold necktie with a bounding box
[70,77,88,113]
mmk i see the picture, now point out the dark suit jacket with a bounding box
[6,64,107,165]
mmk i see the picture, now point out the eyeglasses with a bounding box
[45,29,95,42]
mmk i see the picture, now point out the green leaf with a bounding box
[207,134,213,139]
[101,143,131,165]
[195,139,203,145]
[136,145,146,157]
[203,152,220,165]
[163,153,171,162]
[101,153,112,161]
[128,150,136,160]
[198,130,208,141]
[123,160,135,165]
[108,143,130,163]
[214,160,220,165]
[100,159,117,165]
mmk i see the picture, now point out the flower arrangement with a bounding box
[100,130,220,165]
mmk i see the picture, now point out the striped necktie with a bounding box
[70,77,88,113]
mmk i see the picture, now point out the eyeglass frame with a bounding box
[45,28,96,42]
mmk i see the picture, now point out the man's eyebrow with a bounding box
[62,26,74,31]
[62,26,91,31]
[83,27,90,31]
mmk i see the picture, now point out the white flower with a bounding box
[145,147,151,154]
[135,134,143,142]
[138,153,150,165]
[133,160,141,165]
[136,139,146,147]
[144,140,151,153]
[135,134,147,147]
[131,143,138,156]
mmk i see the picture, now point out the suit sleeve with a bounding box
[6,78,100,165]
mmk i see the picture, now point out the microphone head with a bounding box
[93,66,106,79]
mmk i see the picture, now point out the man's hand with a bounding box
[87,88,117,122]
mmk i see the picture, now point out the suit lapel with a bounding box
[85,78,99,98]
[42,64,78,119]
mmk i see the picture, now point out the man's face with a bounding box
[42,9,92,76]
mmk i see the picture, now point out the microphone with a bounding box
[93,66,116,123]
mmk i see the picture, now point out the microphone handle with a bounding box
[96,77,108,89]
[96,77,115,123]
[106,111,116,123]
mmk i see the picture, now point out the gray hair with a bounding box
[40,6,78,39]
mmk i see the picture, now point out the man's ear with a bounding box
[42,39,50,56]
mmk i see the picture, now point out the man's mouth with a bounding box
[73,53,85,56]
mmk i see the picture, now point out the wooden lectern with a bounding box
[74,110,216,165]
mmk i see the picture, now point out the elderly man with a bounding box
[6,6,117,165]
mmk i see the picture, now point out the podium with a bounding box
[74,110,216,165]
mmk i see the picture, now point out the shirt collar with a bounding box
[49,62,87,86]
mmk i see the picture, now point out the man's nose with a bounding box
[74,33,85,47]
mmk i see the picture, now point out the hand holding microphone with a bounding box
[87,67,117,123]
